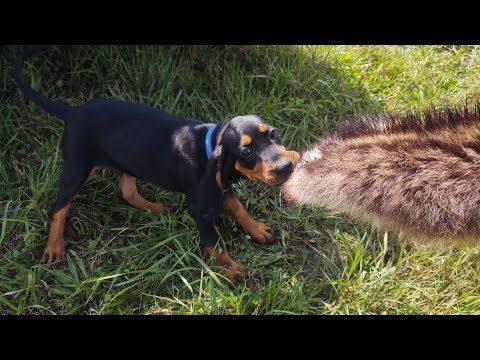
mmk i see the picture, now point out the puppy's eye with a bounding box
[240,149,253,158]
[269,129,277,139]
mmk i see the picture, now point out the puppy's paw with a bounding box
[41,240,65,265]
[149,202,171,213]
[221,259,246,286]
[249,222,275,245]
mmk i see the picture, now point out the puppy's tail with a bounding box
[14,45,75,119]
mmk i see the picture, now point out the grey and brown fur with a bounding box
[282,105,480,244]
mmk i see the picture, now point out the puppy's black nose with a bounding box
[274,159,293,176]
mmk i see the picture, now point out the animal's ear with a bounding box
[197,145,226,223]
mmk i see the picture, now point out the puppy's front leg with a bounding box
[188,199,245,285]
[224,190,275,245]
[197,218,245,285]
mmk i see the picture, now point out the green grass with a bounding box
[2,45,480,314]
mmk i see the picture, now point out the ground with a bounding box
[1,45,480,314]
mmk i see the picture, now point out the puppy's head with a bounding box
[220,115,300,186]
[197,115,300,222]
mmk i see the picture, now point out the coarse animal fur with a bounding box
[14,46,300,285]
[282,105,480,244]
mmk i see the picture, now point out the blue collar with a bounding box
[205,125,216,160]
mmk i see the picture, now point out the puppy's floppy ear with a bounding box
[197,145,226,223]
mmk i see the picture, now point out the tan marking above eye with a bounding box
[259,124,269,133]
[241,135,252,145]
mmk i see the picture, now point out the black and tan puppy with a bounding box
[14,46,300,284]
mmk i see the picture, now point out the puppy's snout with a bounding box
[274,159,294,177]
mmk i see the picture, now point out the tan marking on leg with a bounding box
[207,238,245,285]
[119,173,170,213]
[224,192,275,244]
[258,124,269,133]
[43,202,71,264]
[241,135,252,145]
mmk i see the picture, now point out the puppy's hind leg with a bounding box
[43,163,91,264]
[118,173,171,213]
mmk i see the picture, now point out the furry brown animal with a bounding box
[282,105,480,243]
